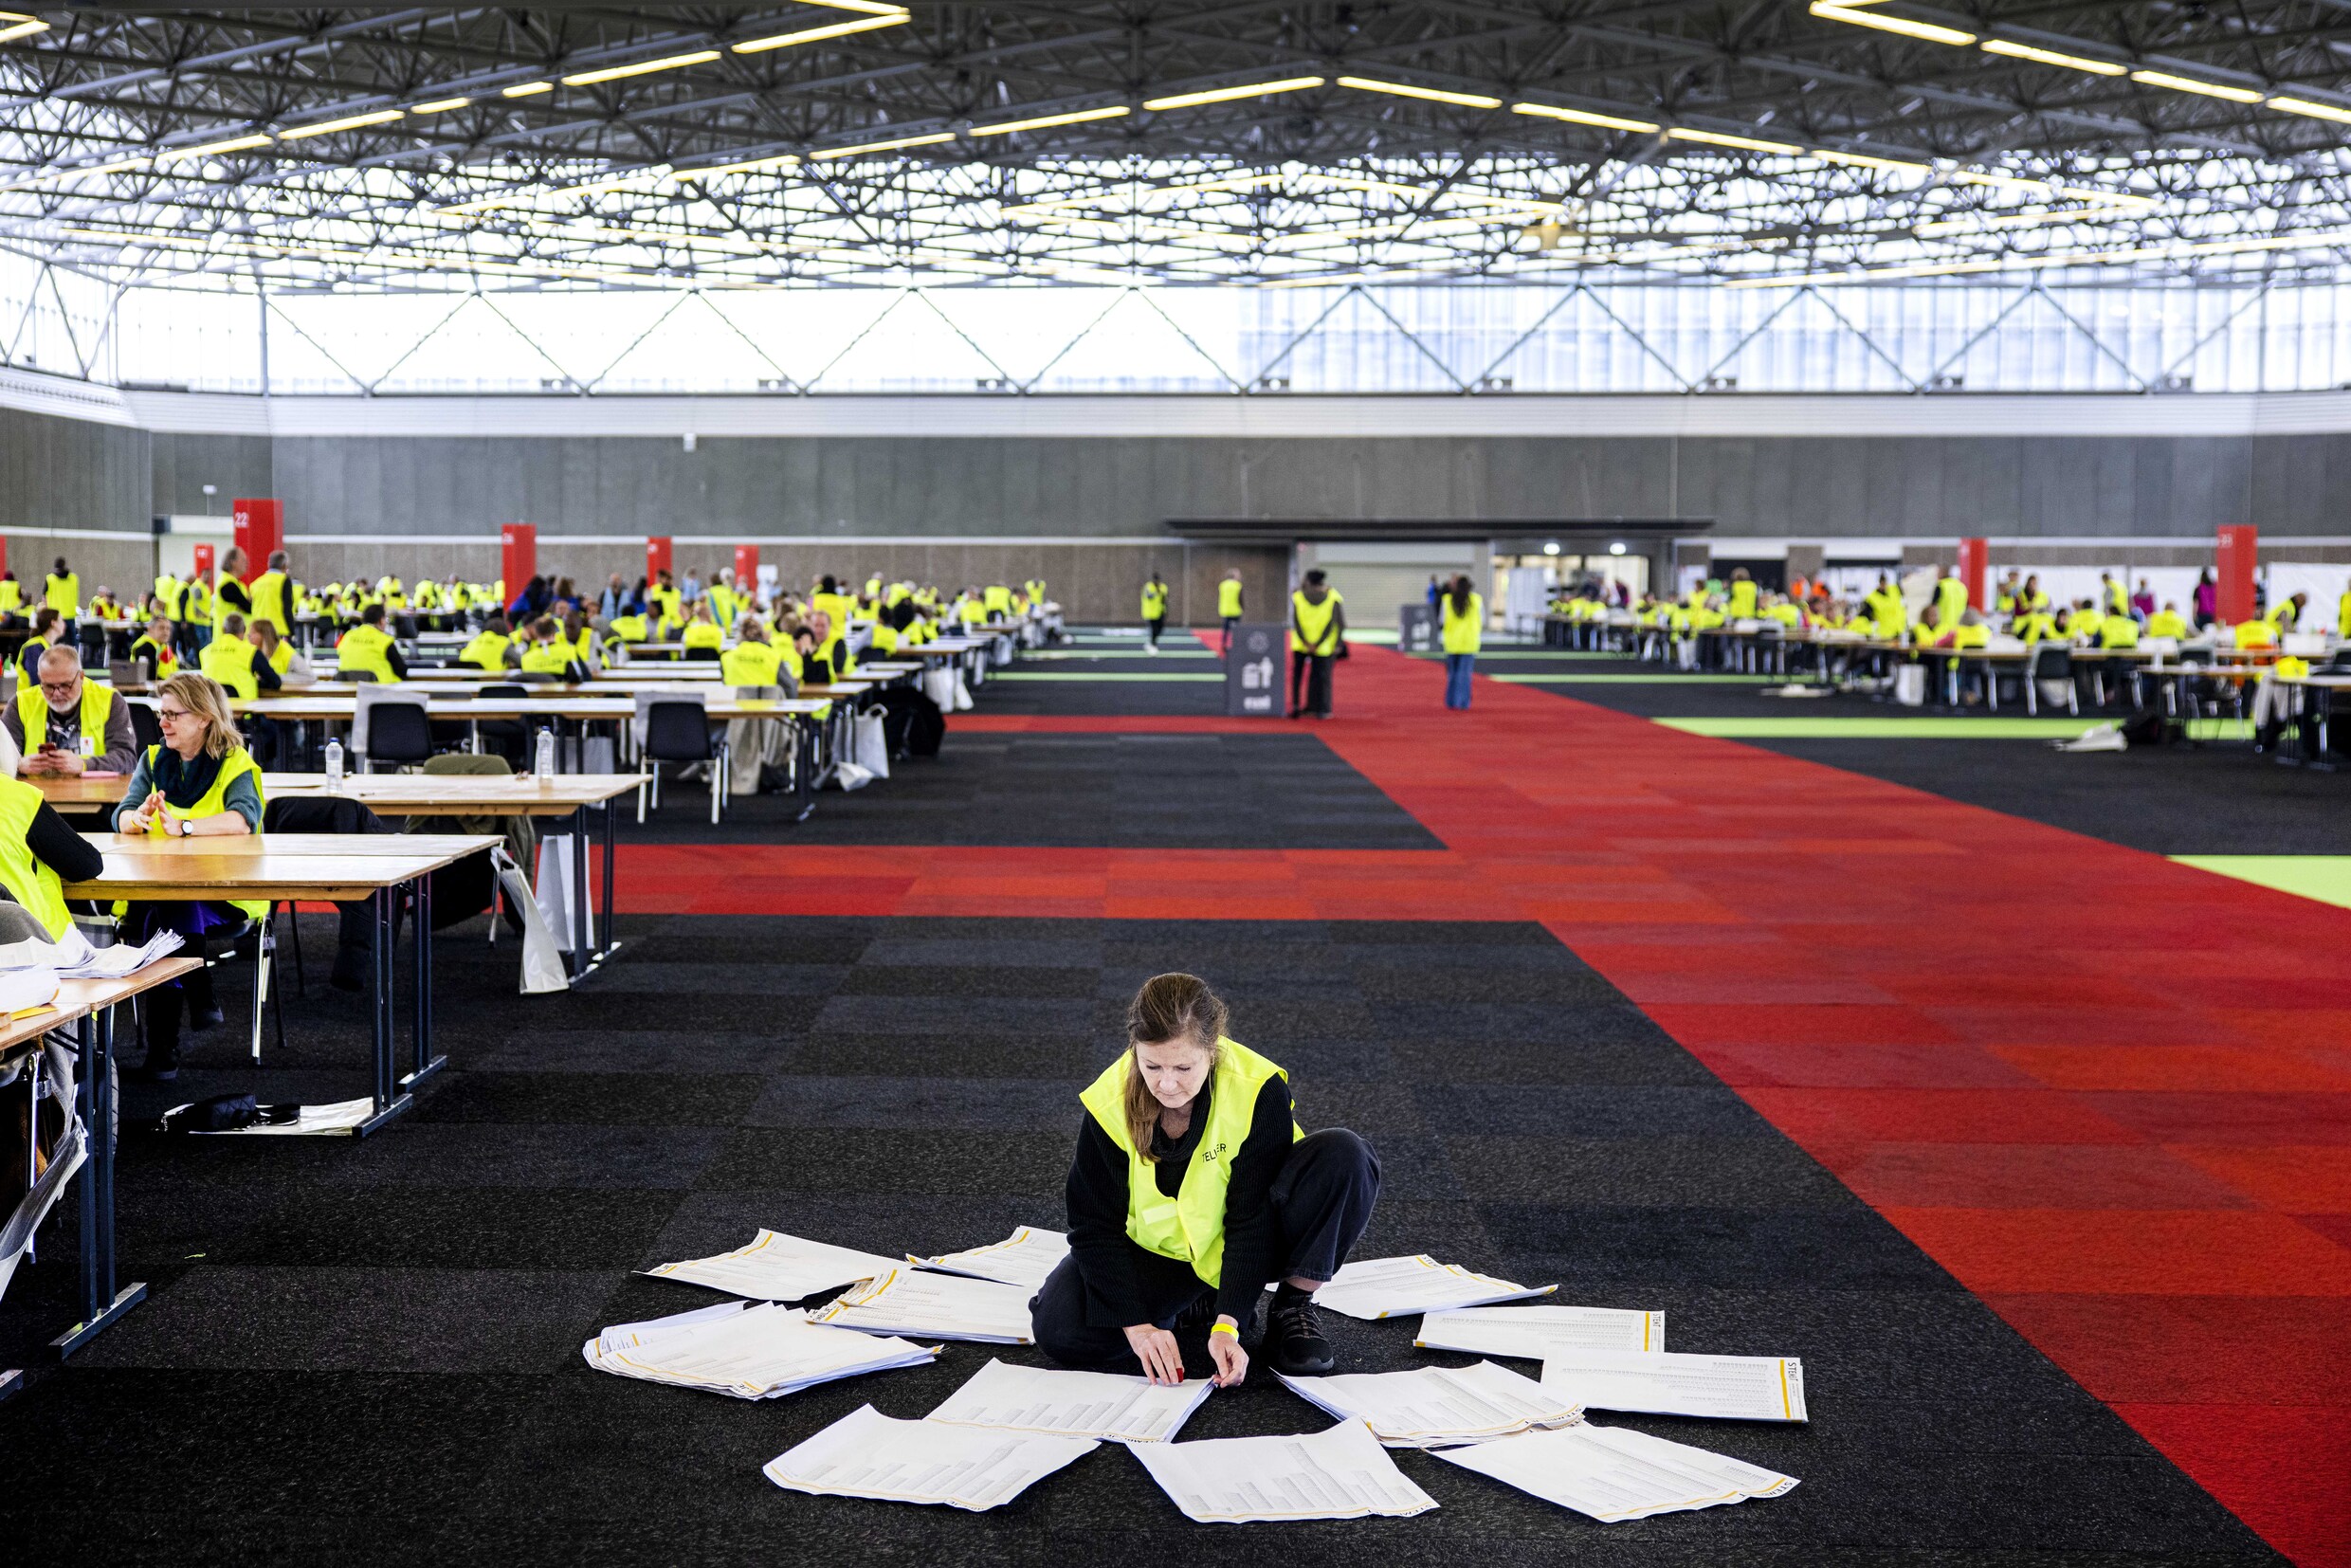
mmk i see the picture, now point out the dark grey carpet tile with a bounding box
[699,1128,1073,1195]
[1446,1135,1857,1209]
[744,1074,1084,1132]
[1491,1205,1963,1291]
[465,1030,805,1076]
[1418,1083,1779,1139]
[640,1191,1068,1270]
[835,962,1102,999]
[410,1072,766,1126]
[813,993,1110,1037]
[1380,998,1686,1049]
[70,1267,619,1372]
[308,1123,728,1190]
[857,934,1107,969]
[1292,1079,1430,1135]
[1391,1033,1722,1086]
[513,990,829,1033]
[115,1184,680,1271]
[786,1031,1107,1079]
[619,923,878,965]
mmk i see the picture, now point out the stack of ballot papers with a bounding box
[927,1358,1212,1442]
[1127,1419,1440,1523]
[814,1266,1036,1343]
[1310,1254,1557,1320]
[641,1229,900,1303]
[913,1226,1069,1291]
[1276,1361,1583,1449]
[763,1403,1096,1512]
[1541,1349,1807,1422]
[1432,1423,1798,1522]
[1417,1303,1666,1358]
[582,1301,937,1399]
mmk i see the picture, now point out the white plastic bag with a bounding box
[831,760,875,792]
[921,667,957,711]
[852,711,890,779]
[532,834,594,960]
[499,847,571,994]
[1894,665,1927,705]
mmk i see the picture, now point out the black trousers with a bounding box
[1030,1127,1379,1373]
[1289,651,1333,717]
[1146,615,1165,647]
[1221,615,1239,656]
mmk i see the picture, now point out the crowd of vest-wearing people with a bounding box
[1554,564,2351,657]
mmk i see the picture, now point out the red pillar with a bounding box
[191,543,214,579]
[646,536,672,584]
[501,522,536,599]
[2215,525,2257,624]
[734,543,759,588]
[230,498,282,580]
[1956,537,1989,611]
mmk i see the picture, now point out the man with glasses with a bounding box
[6,646,134,777]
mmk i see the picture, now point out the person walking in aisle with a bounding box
[1216,569,1244,658]
[1440,573,1482,710]
[1031,972,1380,1385]
[1140,571,1169,653]
[1288,569,1343,719]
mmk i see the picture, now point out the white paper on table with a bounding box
[0,923,181,981]
[641,1229,901,1303]
[1432,1422,1798,1522]
[1310,1254,1557,1321]
[1275,1360,1582,1449]
[762,1403,1096,1511]
[584,1301,937,1400]
[1416,1304,1665,1360]
[814,1265,1037,1343]
[0,963,58,1014]
[926,1358,1212,1443]
[913,1226,1069,1291]
[1126,1419,1441,1523]
[1541,1349,1807,1422]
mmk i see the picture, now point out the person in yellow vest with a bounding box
[866,608,902,658]
[983,583,1013,620]
[1025,576,1047,608]
[649,570,682,628]
[810,576,856,675]
[2101,572,2129,618]
[8,645,133,775]
[1031,972,1378,1383]
[2064,599,2105,642]
[1865,577,1904,640]
[197,613,279,702]
[2098,611,2141,648]
[2013,605,2060,645]
[1439,574,1482,710]
[248,550,293,637]
[335,603,407,683]
[1216,570,1244,657]
[1140,572,1169,652]
[0,571,20,616]
[2340,581,2351,638]
[212,547,257,641]
[2148,602,2189,639]
[0,768,102,939]
[682,603,725,661]
[16,608,60,684]
[182,571,212,652]
[1724,568,1759,621]
[460,616,515,671]
[1288,570,1343,719]
[603,610,649,657]
[564,609,598,671]
[2234,615,2278,650]
[129,613,179,680]
[707,569,741,632]
[720,619,786,689]
[44,556,78,621]
[519,615,582,680]
[251,619,295,682]
[86,587,123,623]
[2268,591,2308,632]
[1934,569,1969,630]
[1994,571,2021,614]
[114,671,267,1079]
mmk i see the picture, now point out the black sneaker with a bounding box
[1266,1290,1334,1376]
[1173,1291,1219,1337]
[189,1004,225,1030]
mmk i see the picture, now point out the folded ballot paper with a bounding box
[763,1403,1097,1512]
[641,1229,900,1303]
[1417,1304,1666,1359]
[582,1301,937,1400]
[814,1266,1036,1343]
[1128,1418,1440,1523]
[927,1358,1212,1443]
[1541,1349,1808,1422]
[1432,1423,1798,1522]
[913,1226,1069,1291]
[1276,1360,1583,1449]
[1310,1254,1556,1321]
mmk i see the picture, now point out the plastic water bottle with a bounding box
[534,726,556,779]
[323,738,344,785]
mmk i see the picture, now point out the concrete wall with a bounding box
[0,406,154,605]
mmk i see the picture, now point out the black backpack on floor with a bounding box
[875,686,945,758]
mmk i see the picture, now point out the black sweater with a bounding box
[1066,1073,1294,1325]
[27,799,102,884]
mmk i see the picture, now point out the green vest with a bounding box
[1140,583,1167,619]
[519,641,573,676]
[199,637,260,701]
[249,570,292,635]
[14,682,116,759]
[720,641,782,686]
[1290,590,1340,654]
[45,572,78,616]
[1440,593,1483,655]
[337,624,400,683]
[137,746,268,919]
[459,630,510,670]
[1217,579,1243,618]
[683,620,724,652]
[0,774,71,937]
[608,614,648,644]
[128,635,177,679]
[1077,1037,1300,1289]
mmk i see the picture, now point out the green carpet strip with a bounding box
[1654,715,2256,740]
[995,672,1225,683]
[2170,855,2351,911]
[1492,673,1781,684]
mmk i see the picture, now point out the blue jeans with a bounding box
[1445,652,1474,708]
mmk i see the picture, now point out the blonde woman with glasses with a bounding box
[113,672,267,1081]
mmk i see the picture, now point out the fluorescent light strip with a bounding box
[1513,101,1659,134]
[2130,67,2264,102]
[159,134,275,161]
[1809,0,1975,45]
[809,130,954,158]
[733,14,907,52]
[563,49,720,86]
[795,0,911,13]
[0,15,47,45]
[410,97,471,115]
[969,104,1129,137]
[280,108,406,140]
[1668,126,1804,154]
[2271,95,2351,124]
[0,155,154,193]
[1142,77,1324,111]
[1979,38,2124,76]
[1336,77,1503,109]
[1728,225,2351,286]
[678,152,802,178]
[1914,204,2138,237]
[502,82,553,98]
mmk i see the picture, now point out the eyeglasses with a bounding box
[39,679,78,695]
[155,706,194,724]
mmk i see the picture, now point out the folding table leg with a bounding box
[54,1005,145,1358]
[403,873,444,1090]
[355,886,412,1138]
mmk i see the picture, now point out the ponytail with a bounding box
[1448,575,1473,615]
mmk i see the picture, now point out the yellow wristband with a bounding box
[1210,1322,1238,1339]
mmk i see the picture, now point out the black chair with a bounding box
[357,691,435,772]
[2024,643,2078,717]
[128,697,162,752]
[341,668,377,684]
[640,697,729,824]
[683,646,720,663]
[259,794,394,1021]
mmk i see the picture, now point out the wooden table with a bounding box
[64,834,497,1133]
[0,957,202,1373]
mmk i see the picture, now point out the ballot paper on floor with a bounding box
[814,1265,1036,1343]
[583,1300,936,1400]
[1417,1304,1665,1359]
[175,1097,376,1137]
[642,1229,900,1303]
[1541,1349,1807,1422]
[1276,1360,1583,1449]
[927,1358,1212,1442]
[913,1226,1069,1291]
[1432,1422,1798,1522]
[1310,1254,1557,1321]
[1128,1418,1440,1523]
[763,1403,1096,1512]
